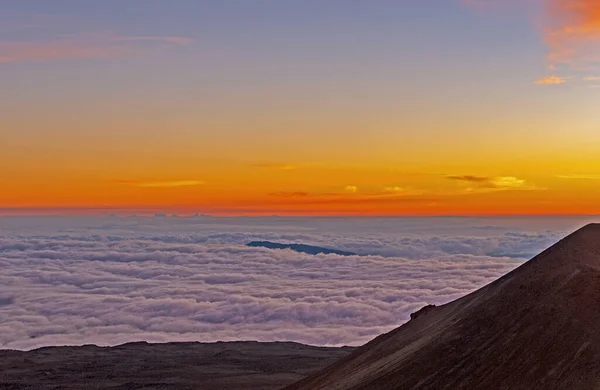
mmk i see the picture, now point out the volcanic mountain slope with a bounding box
[286,223,600,390]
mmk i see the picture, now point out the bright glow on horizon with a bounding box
[1,1,599,216]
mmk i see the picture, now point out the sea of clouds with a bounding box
[0,215,594,350]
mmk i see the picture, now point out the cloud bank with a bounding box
[0,216,590,350]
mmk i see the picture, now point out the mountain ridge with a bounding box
[0,341,354,390]
[247,241,356,256]
[286,223,600,390]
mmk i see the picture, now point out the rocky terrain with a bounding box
[0,341,353,389]
[287,224,600,390]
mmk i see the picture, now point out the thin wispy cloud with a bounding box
[490,176,529,188]
[263,195,438,207]
[267,176,537,209]
[446,175,538,192]
[268,191,310,198]
[383,186,405,193]
[374,187,426,198]
[535,75,569,84]
[111,180,204,188]
[253,163,297,170]
[136,181,204,188]
[0,14,66,32]
[556,174,600,179]
[266,186,428,206]
[447,175,490,183]
[0,33,192,64]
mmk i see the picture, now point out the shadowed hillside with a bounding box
[287,224,600,390]
[0,341,353,390]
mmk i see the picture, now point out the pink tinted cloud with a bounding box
[535,75,569,84]
[0,33,192,64]
[462,0,600,71]
[544,0,600,67]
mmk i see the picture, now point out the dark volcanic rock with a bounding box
[247,241,356,256]
[409,304,436,320]
[0,341,354,390]
[286,224,600,390]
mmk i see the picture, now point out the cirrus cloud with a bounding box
[544,0,600,68]
[556,173,600,179]
[0,32,192,64]
[462,0,600,77]
[110,180,204,188]
[446,175,538,192]
[269,192,310,198]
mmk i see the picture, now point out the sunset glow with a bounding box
[2,1,600,216]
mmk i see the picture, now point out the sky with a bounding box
[2,0,600,216]
[1,215,592,349]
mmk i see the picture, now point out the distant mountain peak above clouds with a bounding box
[246,241,356,256]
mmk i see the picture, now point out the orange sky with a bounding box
[1,0,600,215]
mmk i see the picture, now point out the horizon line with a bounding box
[1,211,599,218]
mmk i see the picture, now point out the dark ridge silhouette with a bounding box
[0,341,354,390]
[286,224,600,390]
[247,241,356,256]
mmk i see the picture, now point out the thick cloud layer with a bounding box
[0,216,592,350]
